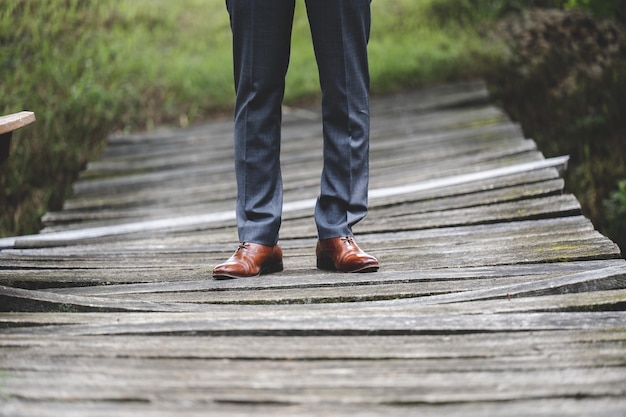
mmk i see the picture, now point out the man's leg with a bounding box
[305,0,372,240]
[306,0,378,273]
[214,0,295,279]
[226,0,295,246]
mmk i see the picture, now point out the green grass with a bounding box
[0,0,506,237]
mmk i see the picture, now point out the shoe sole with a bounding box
[316,257,379,273]
[213,261,283,280]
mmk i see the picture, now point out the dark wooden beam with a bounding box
[0,131,12,165]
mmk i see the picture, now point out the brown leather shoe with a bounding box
[213,242,283,279]
[316,236,379,273]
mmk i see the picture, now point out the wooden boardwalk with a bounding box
[1,81,625,416]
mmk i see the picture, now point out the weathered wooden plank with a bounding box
[49,278,623,306]
[351,123,532,166]
[370,105,507,136]
[371,179,565,217]
[16,311,623,336]
[368,80,492,115]
[33,259,626,293]
[31,276,555,305]
[1,357,624,406]
[2,329,624,359]
[0,111,36,135]
[0,111,36,164]
[2,260,624,311]
[1,289,624,329]
[5,355,625,386]
[3,283,626,329]
[2,355,626,390]
[2,399,626,417]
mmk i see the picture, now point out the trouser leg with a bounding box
[305,0,372,240]
[226,0,295,246]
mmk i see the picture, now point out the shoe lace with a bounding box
[341,236,356,246]
[237,242,249,252]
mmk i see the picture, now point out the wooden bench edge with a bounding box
[0,111,36,135]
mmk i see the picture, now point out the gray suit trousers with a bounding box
[226,0,371,246]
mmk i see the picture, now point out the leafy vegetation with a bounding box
[1,0,624,252]
[563,0,626,22]
[1,0,233,235]
[486,3,626,252]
